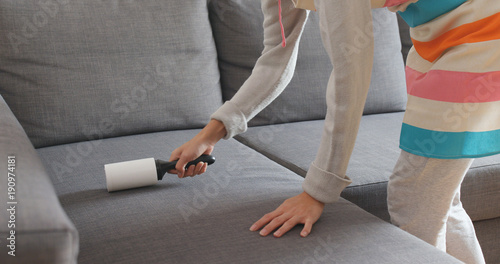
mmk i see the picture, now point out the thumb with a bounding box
[175,154,197,178]
[167,149,182,174]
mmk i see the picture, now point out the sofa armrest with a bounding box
[0,95,78,263]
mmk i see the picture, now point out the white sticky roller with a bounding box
[105,158,158,192]
[104,155,216,192]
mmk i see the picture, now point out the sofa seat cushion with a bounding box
[235,112,500,222]
[37,129,460,264]
[0,1,222,148]
[209,1,407,127]
[474,217,500,264]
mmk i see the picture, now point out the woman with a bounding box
[169,1,498,263]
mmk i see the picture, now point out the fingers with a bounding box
[179,162,208,178]
[301,220,313,237]
[175,155,191,178]
[250,211,281,233]
[167,149,182,174]
[199,162,208,174]
[273,216,301,238]
[169,142,213,177]
[249,209,300,238]
[251,213,309,238]
[168,130,216,177]
[249,192,324,238]
[184,162,207,177]
[259,214,288,237]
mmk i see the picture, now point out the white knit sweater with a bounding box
[211,0,376,203]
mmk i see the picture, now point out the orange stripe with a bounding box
[412,12,500,62]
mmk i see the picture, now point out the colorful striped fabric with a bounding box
[399,0,500,159]
[291,0,419,11]
[399,0,467,27]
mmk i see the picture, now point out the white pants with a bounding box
[388,150,485,264]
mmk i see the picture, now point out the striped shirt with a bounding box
[399,0,500,158]
[291,0,419,11]
[290,0,500,159]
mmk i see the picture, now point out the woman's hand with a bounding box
[250,191,325,238]
[169,119,226,178]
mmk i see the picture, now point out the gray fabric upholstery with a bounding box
[0,1,222,148]
[397,14,412,63]
[461,160,500,221]
[236,113,500,223]
[237,113,404,186]
[0,95,78,264]
[209,1,407,126]
[1,1,497,263]
[474,217,500,264]
[37,130,461,264]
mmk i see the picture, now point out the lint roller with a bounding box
[105,155,215,192]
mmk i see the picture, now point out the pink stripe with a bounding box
[383,0,413,7]
[406,66,500,103]
[278,0,286,47]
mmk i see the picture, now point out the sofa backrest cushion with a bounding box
[398,14,412,63]
[209,1,407,126]
[0,1,222,148]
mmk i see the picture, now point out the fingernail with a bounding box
[301,231,308,237]
[249,225,257,231]
[274,231,281,237]
[259,229,266,236]
[177,172,182,178]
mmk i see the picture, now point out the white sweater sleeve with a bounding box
[302,0,374,203]
[212,0,375,205]
[210,0,309,139]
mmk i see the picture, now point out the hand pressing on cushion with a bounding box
[250,191,325,237]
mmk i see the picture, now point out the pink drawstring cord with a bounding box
[278,0,286,47]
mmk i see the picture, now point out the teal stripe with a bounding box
[399,0,468,27]
[399,123,500,159]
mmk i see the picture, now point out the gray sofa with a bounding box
[0,1,498,264]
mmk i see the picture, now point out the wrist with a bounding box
[302,191,325,206]
[199,119,226,144]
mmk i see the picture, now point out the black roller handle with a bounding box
[155,154,216,180]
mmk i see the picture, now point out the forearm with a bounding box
[302,0,374,204]
[211,0,309,139]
